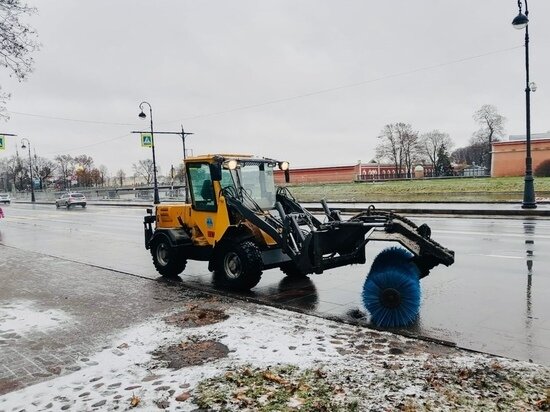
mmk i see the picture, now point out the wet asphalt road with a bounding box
[0,203,549,365]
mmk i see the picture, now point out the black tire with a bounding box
[150,235,187,278]
[280,261,308,279]
[82,204,86,208]
[213,241,263,290]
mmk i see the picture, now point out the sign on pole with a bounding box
[141,133,153,148]
[0,135,5,150]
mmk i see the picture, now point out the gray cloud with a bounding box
[2,0,549,175]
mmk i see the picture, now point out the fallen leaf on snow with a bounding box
[130,394,141,408]
[175,392,190,402]
[263,371,288,385]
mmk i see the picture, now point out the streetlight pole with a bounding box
[138,101,160,204]
[20,138,35,203]
[512,0,536,209]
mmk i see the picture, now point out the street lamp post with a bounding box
[512,0,536,209]
[138,101,160,204]
[20,138,35,203]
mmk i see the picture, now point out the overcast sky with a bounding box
[1,0,550,175]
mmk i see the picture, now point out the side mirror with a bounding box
[284,169,290,183]
[210,163,222,181]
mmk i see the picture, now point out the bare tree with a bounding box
[32,155,56,189]
[115,169,126,186]
[54,154,74,189]
[0,0,41,119]
[376,123,419,177]
[451,143,486,167]
[132,159,158,185]
[175,164,186,182]
[419,130,454,175]
[98,165,108,187]
[7,153,24,190]
[472,105,506,170]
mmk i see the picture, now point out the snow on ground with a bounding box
[0,300,73,336]
[0,300,548,411]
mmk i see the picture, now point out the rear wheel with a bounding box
[214,241,263,290]
[150,235,187,278]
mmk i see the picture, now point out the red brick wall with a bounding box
[492,139,550,177]
[274,165,357,184]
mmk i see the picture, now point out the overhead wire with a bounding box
[10,44,523,155]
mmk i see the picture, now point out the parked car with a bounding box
[0,193,10,204]
[55,193,87,208]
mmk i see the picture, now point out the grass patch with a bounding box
[194,365,358,411]
[285,176,550,202]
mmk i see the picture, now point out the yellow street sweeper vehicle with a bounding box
[143,154,454,326]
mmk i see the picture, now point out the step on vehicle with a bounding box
[55,192,87,208]
[143,154,455,326]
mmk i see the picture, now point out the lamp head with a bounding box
[138,110,146,119]
[278,161,290,171]
[512,12,529,29]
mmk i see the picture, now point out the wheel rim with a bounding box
[224,252,242,279]
[156,242,170,266]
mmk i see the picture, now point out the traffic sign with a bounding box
[141,133,153,148]
[0,135,5,150]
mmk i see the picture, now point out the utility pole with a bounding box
[131,126,194,202]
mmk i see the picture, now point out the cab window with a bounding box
[188,163,216,212]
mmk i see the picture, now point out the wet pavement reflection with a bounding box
[1,203,549,365]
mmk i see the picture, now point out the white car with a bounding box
[55,193,87,208]
[0,193,10,204]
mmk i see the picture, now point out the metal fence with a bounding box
[11,185,187,203]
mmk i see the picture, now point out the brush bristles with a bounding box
[362,247,421,328]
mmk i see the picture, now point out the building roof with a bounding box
[493,137,550,147]
[508,131,550,141]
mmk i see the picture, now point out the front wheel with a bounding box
[280,261,308,280]
[214,241,263,290]
[150,235,186,278]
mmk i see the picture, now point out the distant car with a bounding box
[55,193,87,208]
[0,193,10,204]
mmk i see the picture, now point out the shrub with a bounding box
[535,159,550,177]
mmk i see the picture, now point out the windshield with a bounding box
[224,162,276,210]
